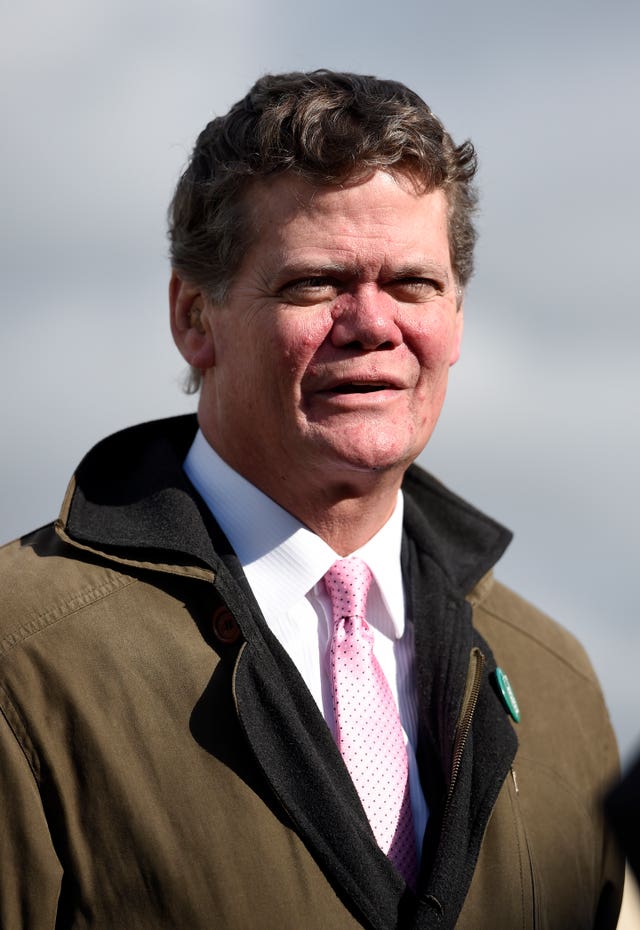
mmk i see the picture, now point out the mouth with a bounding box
[328,382,391,395]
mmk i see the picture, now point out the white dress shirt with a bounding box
[183,428,428,849]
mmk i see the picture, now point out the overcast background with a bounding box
[1,0,638,764]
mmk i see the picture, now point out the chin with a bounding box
[303,420,431,477]
[320,439,422,476]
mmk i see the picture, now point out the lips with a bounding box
[328,382,391,394]
[309,372,406,395]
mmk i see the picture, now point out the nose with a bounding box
[330,289,402,350]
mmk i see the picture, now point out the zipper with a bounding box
[443,646,485,822]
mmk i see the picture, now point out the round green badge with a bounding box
[494,667,520,723]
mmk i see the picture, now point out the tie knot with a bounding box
[323,557,373,624]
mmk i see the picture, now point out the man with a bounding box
[0,71,623,929]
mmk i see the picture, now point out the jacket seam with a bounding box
[0,694,41,782]
[0,574,138,659]
[475,604,598,686]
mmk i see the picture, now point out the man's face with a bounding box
[196,170,463,499]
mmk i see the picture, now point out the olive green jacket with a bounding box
[0,417,622,929]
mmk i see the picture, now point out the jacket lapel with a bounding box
[402,525,518,929]
[217,551,411,930]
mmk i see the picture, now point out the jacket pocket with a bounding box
[506,765,540,930]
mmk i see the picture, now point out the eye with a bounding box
[385,277,444,302]
[278,276,342,306]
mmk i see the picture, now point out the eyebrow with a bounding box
[275,260,451,286]
[389,263,451,286]
[275,261,352,279]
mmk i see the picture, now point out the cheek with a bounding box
[411,315,460,369]
[276,313,332,373]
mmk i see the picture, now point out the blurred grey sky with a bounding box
[1,0,639,760]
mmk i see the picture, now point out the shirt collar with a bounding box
[183,429,405,638]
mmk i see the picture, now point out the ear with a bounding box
[449,300,464,366]
[169,271,215,370]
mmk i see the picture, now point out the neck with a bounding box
[316,491,406,555]
[251,468,403,555]
[197,419,407,554]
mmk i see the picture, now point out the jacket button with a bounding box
[212,606,241,644]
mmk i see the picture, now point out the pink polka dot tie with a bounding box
[324,557,418,887]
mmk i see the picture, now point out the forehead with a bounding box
[242,170,452,268]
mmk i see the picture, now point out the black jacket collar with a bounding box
[62,414,512,595]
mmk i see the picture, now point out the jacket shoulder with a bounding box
[0,525,133,656]
[470,572,598,684]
